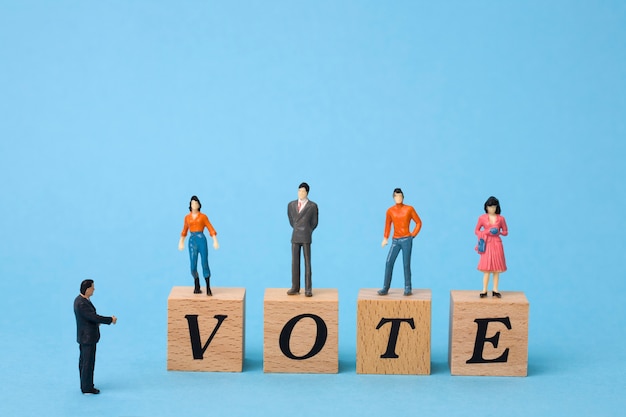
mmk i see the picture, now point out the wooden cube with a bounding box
[167,286,245,372]
[263,288,338,373]
[356,288,431,375]
[449,290,529,376]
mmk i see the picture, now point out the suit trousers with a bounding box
[291,242,312,292]
[79,343,97,392]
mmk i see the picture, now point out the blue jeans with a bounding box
[189,232,210,279]
[382,236,413,291]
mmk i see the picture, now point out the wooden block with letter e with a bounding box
[167,286,245,372]
[356,288,431,374]
[449,290,529,376]
[263,288,338,373]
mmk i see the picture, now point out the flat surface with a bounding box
[168,286,246,300]
[359,288,432,301]
[1,1,625,416]
[450,290,528,305]
[265,288,338,302]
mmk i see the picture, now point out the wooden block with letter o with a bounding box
[167,286,245,372]
[263,288,338,373]
[449,290,529,376]
[356,288,431,374]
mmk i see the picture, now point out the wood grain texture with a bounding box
[356,288,431,374]
[263,288,338,373]
[448,290,529,376]
[167,286,245,372]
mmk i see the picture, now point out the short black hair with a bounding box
[299,182,310,194]
[393,188,404,197]
[80,279,94,295]
[189,195,202,212]
[484,196,501,214]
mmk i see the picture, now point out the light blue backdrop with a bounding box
[1,1,625,416]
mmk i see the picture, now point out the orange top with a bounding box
[181,212,217,237]
[384,204,422,239]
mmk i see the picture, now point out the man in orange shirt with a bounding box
[378,188,422,296]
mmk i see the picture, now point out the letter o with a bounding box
[279,314,328,360]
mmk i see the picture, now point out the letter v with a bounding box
[184,314,228,359]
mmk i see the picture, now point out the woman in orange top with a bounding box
[178,196,219,295]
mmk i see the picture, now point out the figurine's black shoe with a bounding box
[404,289,412,296]
[377,289,389,296]
[205,278,212,296]
[305,291,313,297]
[194,278,201,294]
[492,291,502,298]
[82,388,100,395]
[479,292,488,298]
[287,288,300,295]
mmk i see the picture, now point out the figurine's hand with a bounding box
[213,241,219,250]
[489,228,498,235]
[381,238,388,248]
[111,316,117,325]
[178,242,184,251]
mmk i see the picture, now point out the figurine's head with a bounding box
[393,188,404,204]
[189,196,202,212]
[298,182,309,200]
[80,279,95,297]
[483,196,501,214]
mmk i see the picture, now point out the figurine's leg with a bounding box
[379,239,401,295]
[401,237,413,295]
[79,343,96,393]
[189,235,201,294]
[303,243,312,297]
[198,234,211,279]
[288,243,301,295]
[492,272,501,297]
[481,272,490,297]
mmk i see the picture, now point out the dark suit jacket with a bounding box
[288,199,318,244]
[74,295,113,345]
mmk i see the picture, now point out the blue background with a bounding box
[1,1,625,416]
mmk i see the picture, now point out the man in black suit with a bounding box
[287,182,319,297]
[74,279,117,394]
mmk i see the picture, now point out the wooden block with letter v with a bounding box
[356,288,431,374]
[449,290,529,376]
[263,288,338,373]
[167,286,245,372]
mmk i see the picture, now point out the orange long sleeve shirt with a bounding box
[181,212,217,237]
[384,204,422,239]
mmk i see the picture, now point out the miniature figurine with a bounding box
[74,279,117,394]
[178,195,219,295]
[475,196,508,298]
[287,182,318,297]
[378,188,422,296]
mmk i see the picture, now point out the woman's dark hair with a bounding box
[483,196,501,214]
[393,188,404,197]
[189,195,202,212]
[80,279,94,295]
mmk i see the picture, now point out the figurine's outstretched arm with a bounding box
[212,235,219,250]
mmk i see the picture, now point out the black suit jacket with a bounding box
[74,295,113,345]
[288,200,318,244]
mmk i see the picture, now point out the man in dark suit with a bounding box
[74,279,117,394]
[287,182,319,297]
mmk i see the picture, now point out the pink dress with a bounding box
[475,214,508,272]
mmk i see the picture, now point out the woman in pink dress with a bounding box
[475,196,508,298]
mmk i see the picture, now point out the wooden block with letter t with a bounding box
[167,286,245,372]
[356,288,431,374]
[263,288,338,373]
[449,290,529,376]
